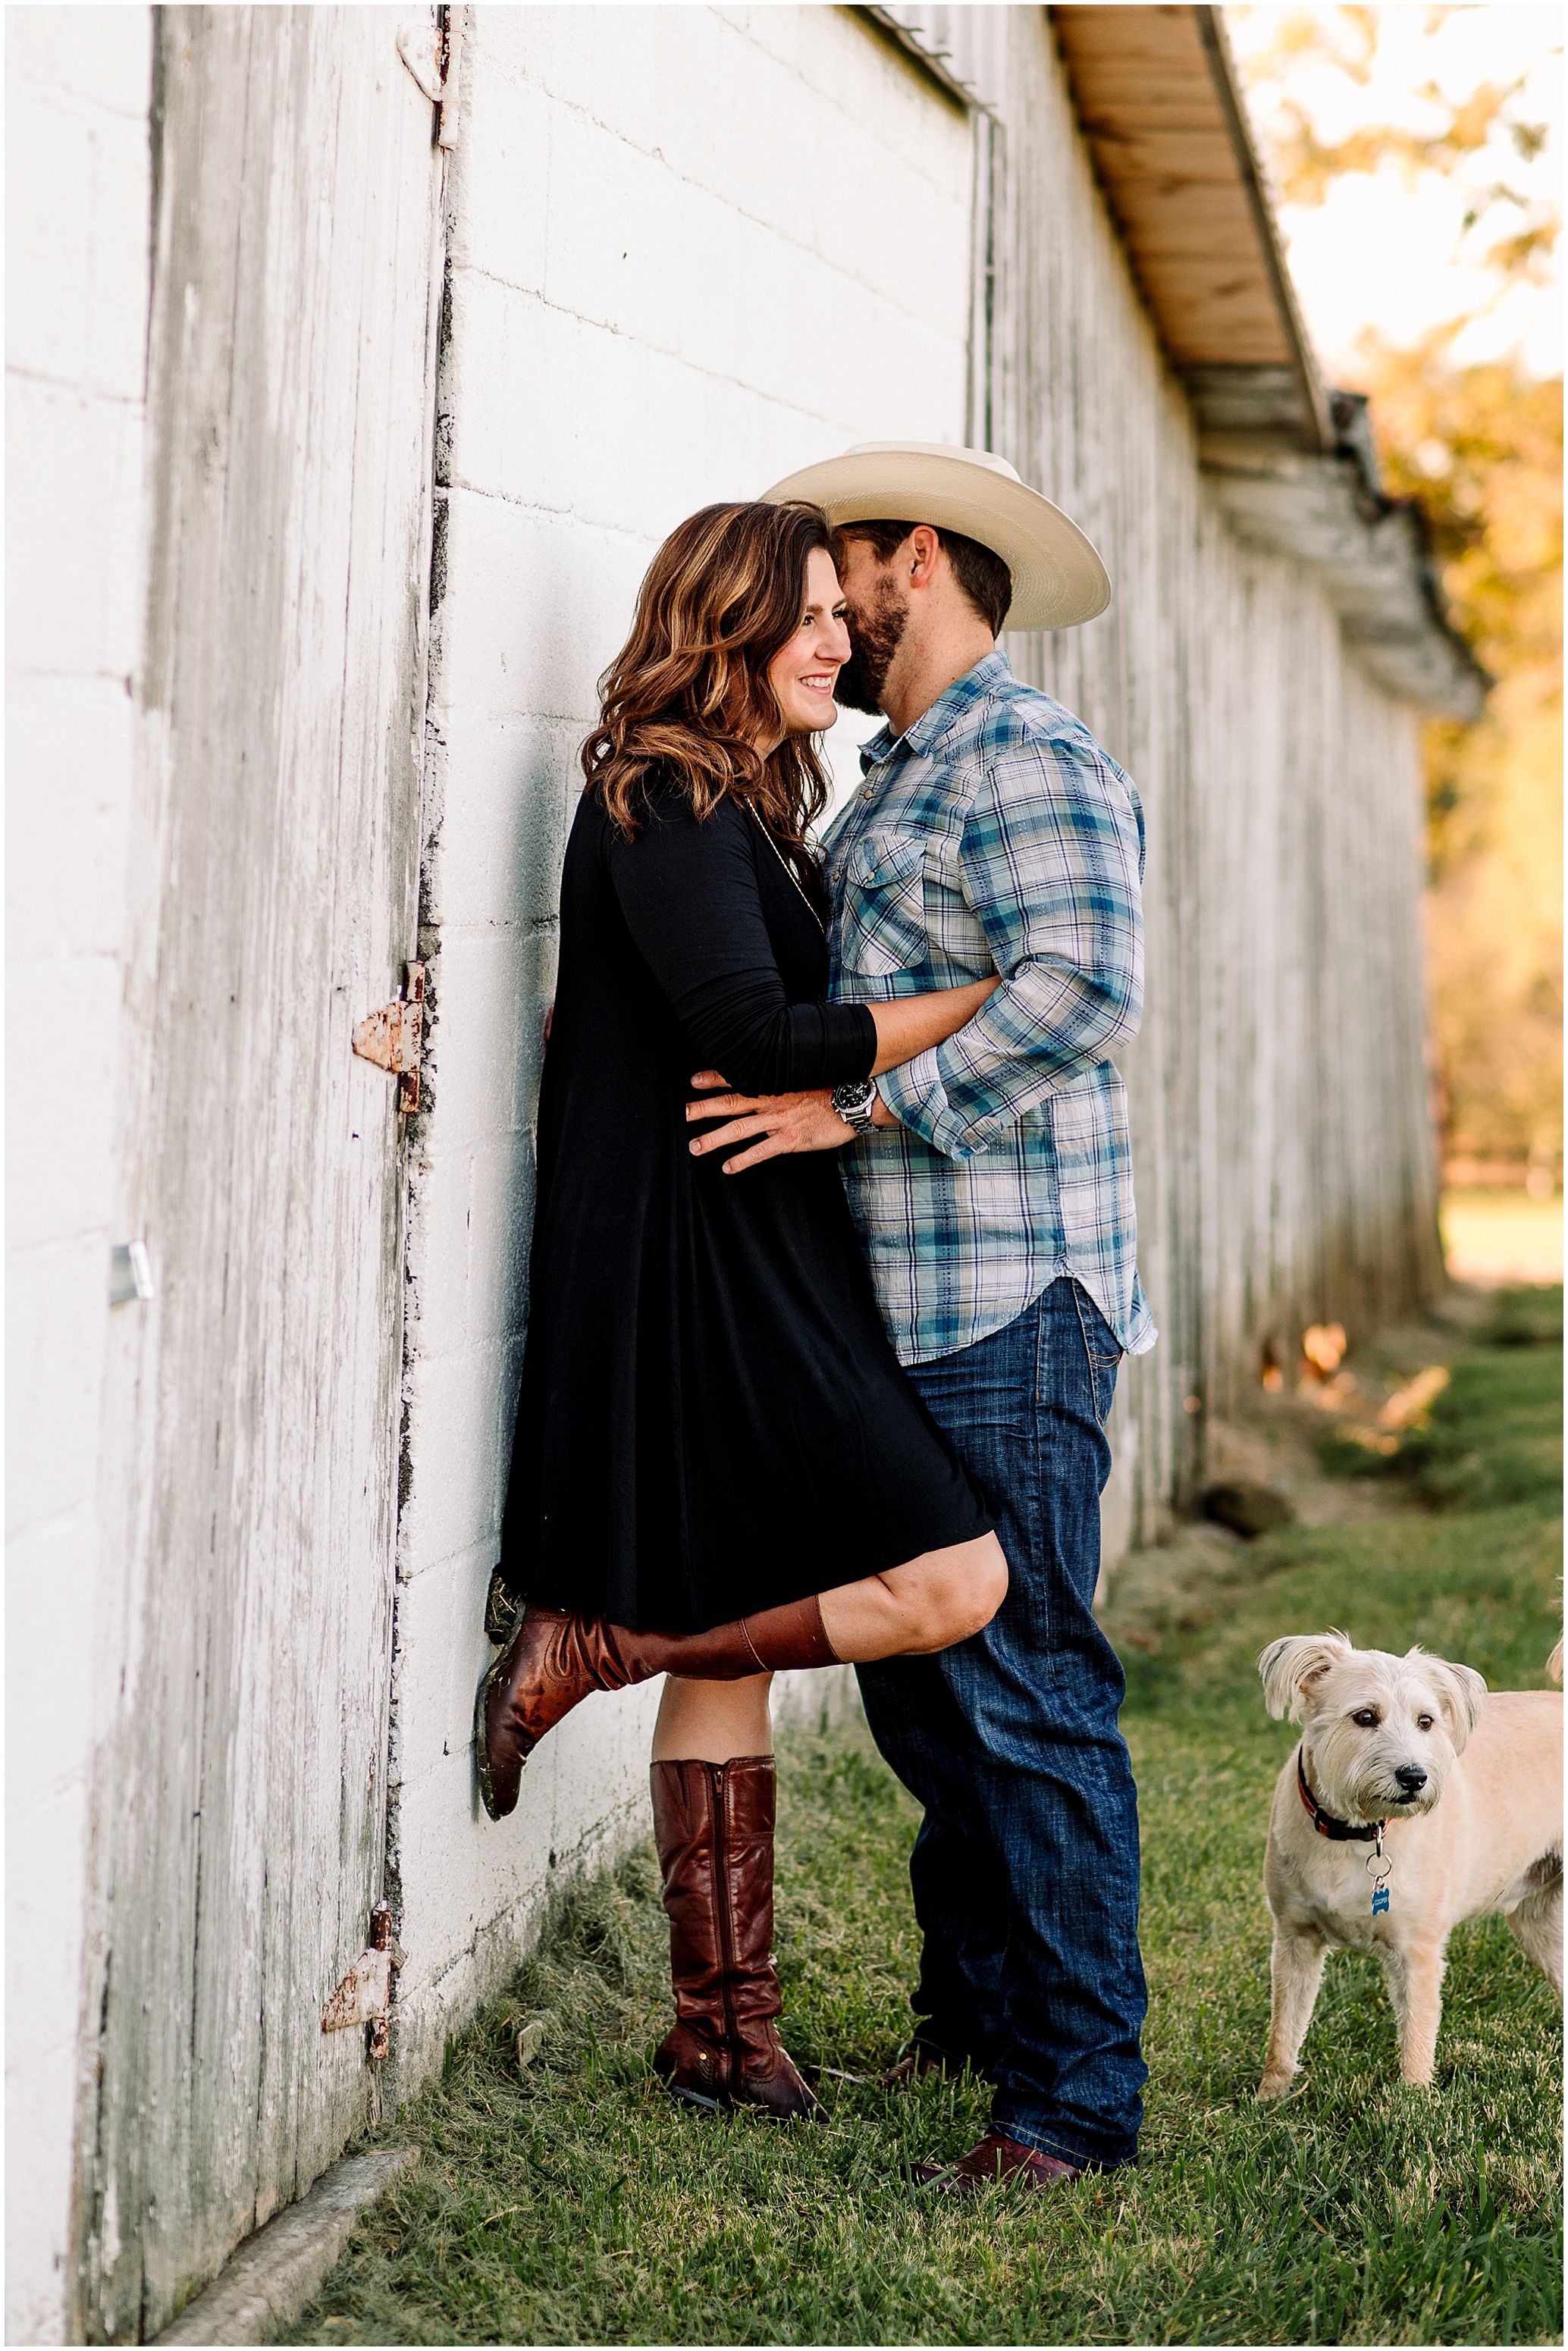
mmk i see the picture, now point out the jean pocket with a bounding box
[1071,1282,1123,1428]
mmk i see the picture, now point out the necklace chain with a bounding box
[746,802,826,936]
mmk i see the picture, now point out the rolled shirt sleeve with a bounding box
[874,735,1146,1161]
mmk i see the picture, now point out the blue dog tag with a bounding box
[1371,1883,1390,1916]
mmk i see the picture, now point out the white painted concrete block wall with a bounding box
[4,11,155,2340]
[390,4,974,2081]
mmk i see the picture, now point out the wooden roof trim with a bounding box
[1190,8,1333,452]
[1050,5,1334,450]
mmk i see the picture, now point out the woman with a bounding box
[481,499,1008,2122]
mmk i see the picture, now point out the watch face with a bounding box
[833,1081,876,1131]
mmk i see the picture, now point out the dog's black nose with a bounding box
[1394,1766,1428,1795]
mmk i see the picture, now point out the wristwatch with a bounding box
[831,1079,880,1137]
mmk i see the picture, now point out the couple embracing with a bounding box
[478,443,1156,2192]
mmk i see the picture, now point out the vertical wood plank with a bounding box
[73,11,442,2337]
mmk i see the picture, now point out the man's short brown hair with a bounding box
[834,519,1013,636]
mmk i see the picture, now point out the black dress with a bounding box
[497,779,992,1635]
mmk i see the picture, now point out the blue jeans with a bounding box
[857,1277,1148,2171]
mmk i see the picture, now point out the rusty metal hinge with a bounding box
[397,6,464,148]
[353,963,425,1113]
[322,1904,406,2061]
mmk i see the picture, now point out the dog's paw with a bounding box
[1256,2074,1294,2102]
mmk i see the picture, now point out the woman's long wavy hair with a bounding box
[582,500,838,875]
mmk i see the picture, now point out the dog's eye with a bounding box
[1351,1709,1380,1727]
[1416,1713,1434,1730]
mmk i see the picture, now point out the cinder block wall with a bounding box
[388,3,976,2086]
[4,11,155,2341]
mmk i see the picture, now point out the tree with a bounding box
[1231,5,1562,1183]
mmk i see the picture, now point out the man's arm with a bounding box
[682,977,996,1171]
[873,732,1144,1161]
[687,727,1145,1174]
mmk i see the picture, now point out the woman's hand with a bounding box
[685,1070,886,1172]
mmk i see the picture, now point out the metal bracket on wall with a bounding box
[321,1904,406,2061]
[397,6,464,149]
[353,963,425,1113]
[109,1238,155,1306]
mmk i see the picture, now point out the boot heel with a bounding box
[473,1652,507,1820]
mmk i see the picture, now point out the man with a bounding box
[688,444,1156,2190]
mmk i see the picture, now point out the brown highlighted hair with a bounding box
[582,500,838,871]
[834,519,1012,636]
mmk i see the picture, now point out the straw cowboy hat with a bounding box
[761,441,1111,632]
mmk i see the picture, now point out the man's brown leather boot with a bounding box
[910,2132,1083,2193]
[475,1598,839,1820]
[650,1755,826,2123]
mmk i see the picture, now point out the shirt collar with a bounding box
[857,649,1014,776]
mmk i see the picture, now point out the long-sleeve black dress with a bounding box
[497,778,992,1635]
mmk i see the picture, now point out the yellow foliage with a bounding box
[1362,339,1563,1169]
[1270,81,1521,205]
[1231,8,1562,1177]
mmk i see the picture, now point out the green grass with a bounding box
[283,1307,1563,2346]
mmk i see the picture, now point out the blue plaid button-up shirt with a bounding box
[822,650,1156,1368]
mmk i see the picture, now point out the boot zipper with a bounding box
[711,1762,736,2073]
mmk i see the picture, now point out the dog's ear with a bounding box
[1416,1654,1488,1751]
[1259,1633,1351,1722]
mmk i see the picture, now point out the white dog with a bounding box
[1256,1632,1562,2096]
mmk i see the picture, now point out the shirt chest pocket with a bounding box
[838,828,930,978]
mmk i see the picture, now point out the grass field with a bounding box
[284,1294,1563,2346]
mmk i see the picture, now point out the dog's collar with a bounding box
[1296,1746,1386,1843]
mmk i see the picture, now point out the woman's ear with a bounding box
[1258,1632,1352,1722]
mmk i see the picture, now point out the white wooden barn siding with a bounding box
[387,0,975,2094]
[74,13,447,2337]
[983,12,1439,1544]
[5,13,157,2340]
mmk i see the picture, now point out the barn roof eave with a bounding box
[1049,2,1331,452]
[1049,4,1484,716]
[861,4,1484,716]
[1201,444,1488,719]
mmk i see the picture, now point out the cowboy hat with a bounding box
[760,441,1111,631]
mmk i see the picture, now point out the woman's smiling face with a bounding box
[765,546,851,738]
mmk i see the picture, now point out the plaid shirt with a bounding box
[822,650,1156,1368]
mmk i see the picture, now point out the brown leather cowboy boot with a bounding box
[475,1597,839,1820]
[650,1754,825,2123]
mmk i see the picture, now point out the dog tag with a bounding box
[1371,1883,1390,1916]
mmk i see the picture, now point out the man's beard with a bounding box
[836,579,909,715]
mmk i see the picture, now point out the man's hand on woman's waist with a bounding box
[685,1070,898,1174]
